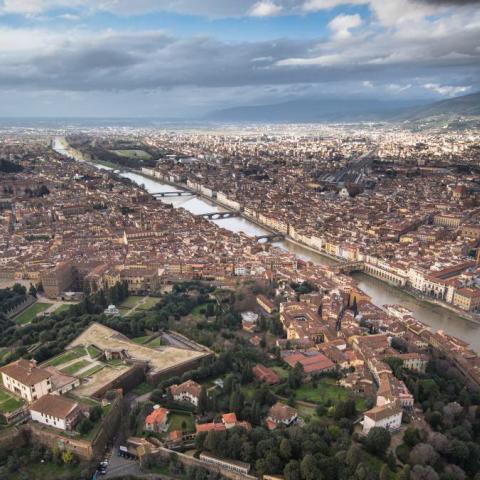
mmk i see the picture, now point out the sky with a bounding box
[0,0,479,117]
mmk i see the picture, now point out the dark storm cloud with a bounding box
[0,2,479,96]
[415,0,480,4]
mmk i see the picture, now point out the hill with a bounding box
[207,91,480,123]
[207,98,423,123]
[397,91,480,121]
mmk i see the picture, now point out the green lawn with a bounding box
[86,344,102,358]
[241,384,256,400]
[132,335,152,345]
[146,337,162,348]
[79,365,104,378]
[296,378,348,404]
[43,346,86,367]
[0,388,24,414]
[0,347,10,362]
[110,149,152,160]
[295,402,317,419]
[138,297,161,310]
[272,366,289,380]
[119,295,145,309]
[0,389,11,402]
[132,382,154,396]
[191,303,209,319]
[13,302,51,325]
[60,359,92,375]
[106,358,125,367]
[295,378,366,411]
[52,304,73,314]
[167,412,195,433]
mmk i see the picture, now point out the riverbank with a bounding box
[114,167,480,326]
[52,137,480,349]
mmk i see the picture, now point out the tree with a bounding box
[62,451,74,465]
[288,362,304,389]
[398,465,411,480]
[442,464,466,480]
[89,405,103,422]
[351,297,358,316]
[409,443,438,467]
[229,387,244,414]
[404,426,422,447]
[365,427,391,457]
[29,283,37,298]
[334,398,357,420]
[410,465,439,480]
[279,438,292,461]
[284,460,301,480]
[198,387,208,414]
[77,418,93,434]
[379,464,390,480]
[346,444,362,471]
[301,453,321,480]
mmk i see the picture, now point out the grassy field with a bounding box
[146,337,162,348]
[167,412,195,433]
[43,346,86,367]
[52,304,73,314]
[10,461,82,480]
[0,387,24,414]
[14,302,50,325]
[138,297,161,310]
[272,366,289,380]
[119,295,145,309]
[132,382,154,396]
[132,335,152,345]
[191,303,209,319]
[60,359,92,375]
[295,402,317,419]
[0,347,10,362]
[111,149,152,160]
[79,365,104,378]
[296,378,366,411]
[241,384,256,400]
[86,344,102,358]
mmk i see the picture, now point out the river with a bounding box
[52,137,480,350]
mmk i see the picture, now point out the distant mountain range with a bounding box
[396,91,480,121]
[207,91,480,123]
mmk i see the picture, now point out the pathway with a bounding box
[125,296,150,317]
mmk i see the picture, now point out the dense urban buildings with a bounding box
[0,123,480,480]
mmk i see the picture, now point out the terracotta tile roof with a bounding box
[30,393,78,419]
[364,400,401,421]
[222,413,237,424]
[145,407,169,425]
[283,351,334,374]
[0,359,51,386]
[195,422,226,433]
[169,379,201,398]
[268,402,297,422]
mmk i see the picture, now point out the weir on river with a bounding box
[52,137,480,351]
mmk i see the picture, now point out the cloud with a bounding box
[303,0,366,12]
[416,0,480,4]
[328,13,362,40]
[423,83,472,96]
[248,1,283,16]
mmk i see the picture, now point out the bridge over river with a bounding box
[51,136,480,352]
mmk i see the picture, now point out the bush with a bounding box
[89,405,103,422]
[78,418,93,435]
[365,427,391,457]
[396,444,410,464]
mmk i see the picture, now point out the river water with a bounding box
[52,137,480,350]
